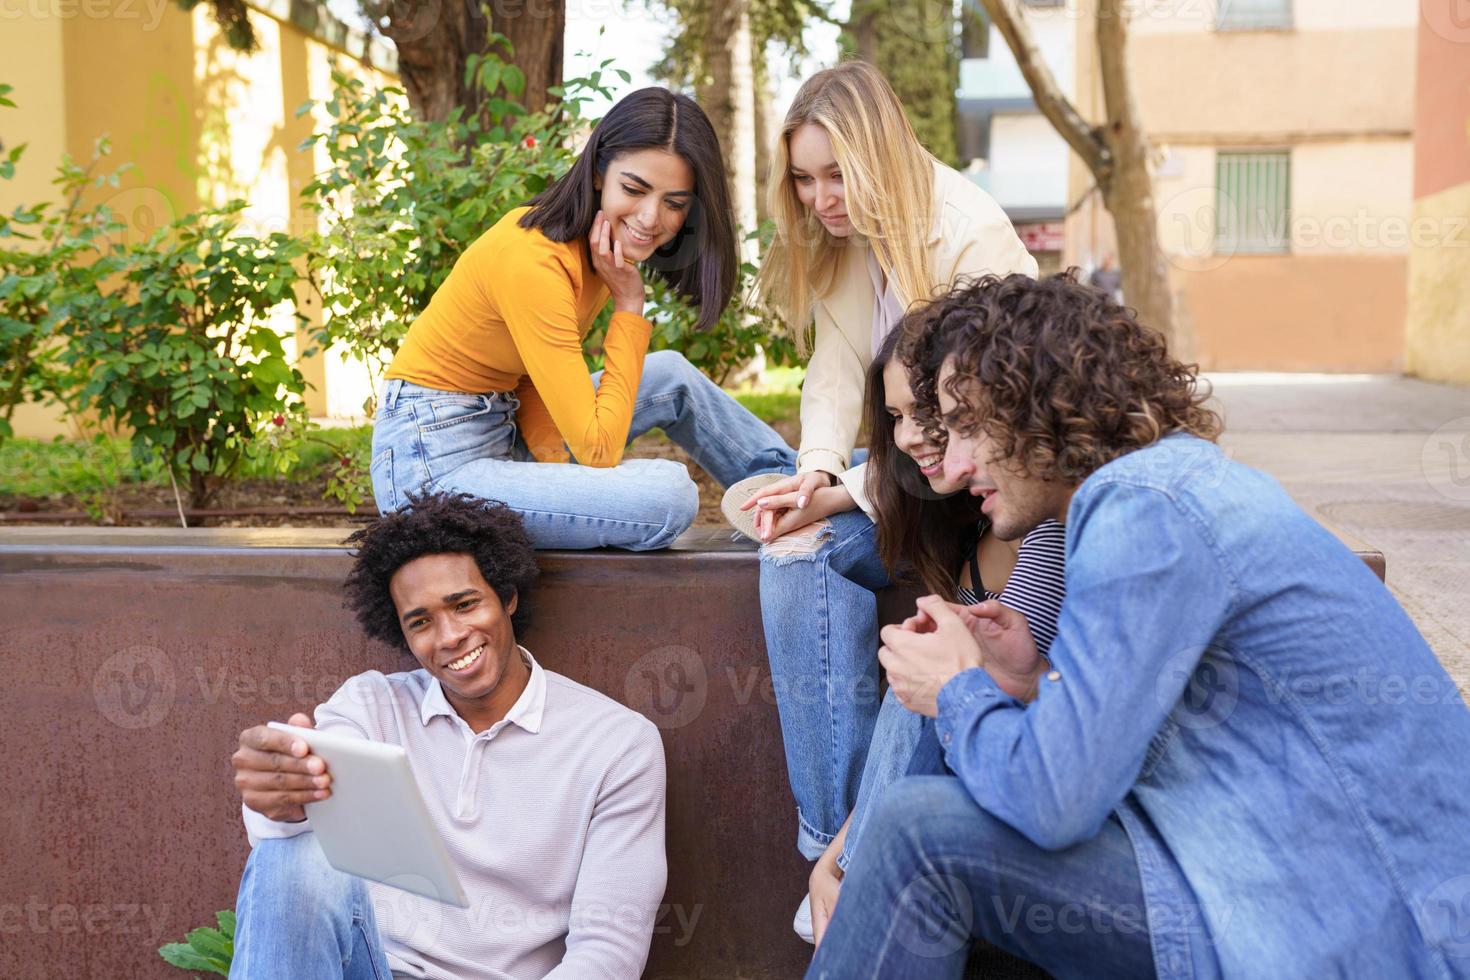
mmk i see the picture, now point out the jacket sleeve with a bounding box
[934,483,1236,851]
[513,377,569,463]
[491,245,652,468]
[796,301,866,478]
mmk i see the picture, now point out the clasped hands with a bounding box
[879,595,1047,717]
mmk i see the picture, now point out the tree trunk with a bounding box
[753,41,773,226]
[373,0,564,122]
[861,0,958,162]
[697,0,757,240]
[1095,0,1181,353]
[848,0,879,63]
[978,0,1188,352]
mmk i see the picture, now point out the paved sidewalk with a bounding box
[1206,374,1470,688]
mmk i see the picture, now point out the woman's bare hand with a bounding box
[588,210,646,316]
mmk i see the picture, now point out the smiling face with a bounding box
[882,358,962,495]
[936,358,1075,540]
[787,122,852,239]
[390,553,527,726]
[594,147,695,262]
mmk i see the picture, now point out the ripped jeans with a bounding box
[760,478,921,860]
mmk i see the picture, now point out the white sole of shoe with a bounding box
[719,472,787,544]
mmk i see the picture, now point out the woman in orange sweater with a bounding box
[372,87,800,549]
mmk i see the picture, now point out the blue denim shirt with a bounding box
[936,434,1470,979]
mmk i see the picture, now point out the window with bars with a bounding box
[1215,0,1293,31]
[1215,151,1291,254]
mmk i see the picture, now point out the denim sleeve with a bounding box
[935,482,1237,850]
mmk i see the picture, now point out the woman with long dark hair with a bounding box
[785,325,1067,946]
[371,87,796,549]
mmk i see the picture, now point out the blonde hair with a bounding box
[756,61,937,353]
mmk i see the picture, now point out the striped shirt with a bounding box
[241,648,667,979]
[956,519,1067,656]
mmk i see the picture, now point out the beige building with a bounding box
[0,0,394,438]
[1066,0,1421,372]
[1405,2,1470,385]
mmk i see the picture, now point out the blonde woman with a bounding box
[724,60,1036,940]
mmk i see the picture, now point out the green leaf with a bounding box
[158,942,227,974]
[215,909,236,939]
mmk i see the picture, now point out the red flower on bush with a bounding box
[523,135,537,150]
[271,414,285,427]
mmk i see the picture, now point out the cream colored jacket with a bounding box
[795,161,1038,515]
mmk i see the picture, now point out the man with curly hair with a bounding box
[809,273,1470,979]
[228,492,667,979]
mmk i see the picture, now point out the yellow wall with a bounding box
[1404,181,1470,384]
[0,0,393,439]
[1,15,67,217]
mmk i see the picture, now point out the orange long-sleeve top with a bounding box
[384,207,653,467]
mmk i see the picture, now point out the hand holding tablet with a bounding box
[232,718,470,907]
[231,712,331,824]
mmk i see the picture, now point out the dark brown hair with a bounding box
[520,87,737,331]
[899,271,1222,482]
[863,327,983,598]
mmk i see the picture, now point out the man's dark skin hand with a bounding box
[231,711,332,824]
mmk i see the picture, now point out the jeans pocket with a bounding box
[419,396,493,432]
[369,446,396,513]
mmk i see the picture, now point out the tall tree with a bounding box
[180,0,563,122]
[849,0,958,162]
[978,0,1182,349]
[653,0,818,231]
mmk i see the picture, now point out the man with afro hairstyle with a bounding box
[809,273,1470,979]
[229,491,667,980]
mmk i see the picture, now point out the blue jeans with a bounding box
[370,350,795,550]
[759,500,900,859]
[807,776,1156,980]
[233,834,395,980]
[839,688,938,871]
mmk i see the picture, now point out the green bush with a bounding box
[52,201,311,509]
[300,34,596,399]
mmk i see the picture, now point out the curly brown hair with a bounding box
[898,271,1222,482]
[342,491,539,656]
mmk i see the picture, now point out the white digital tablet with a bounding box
[267,721,470,908]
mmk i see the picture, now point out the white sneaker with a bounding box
[793,893,816,945]
[720,472,786,543]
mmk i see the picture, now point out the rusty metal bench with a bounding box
[0,526,1384,978]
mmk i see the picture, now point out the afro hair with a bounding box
[342,491,540,655]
